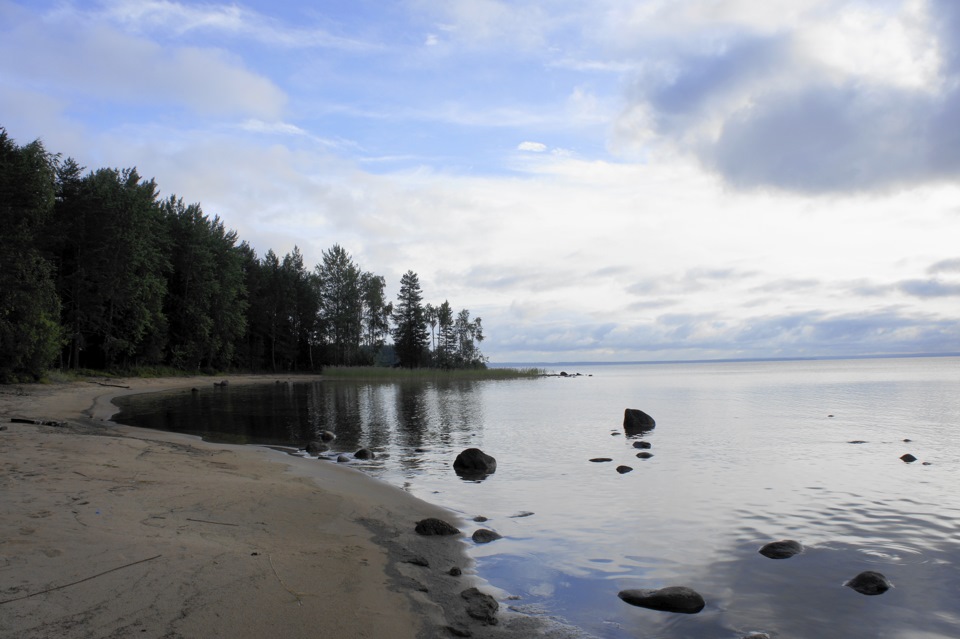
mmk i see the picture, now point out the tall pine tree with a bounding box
[390,271,428,368]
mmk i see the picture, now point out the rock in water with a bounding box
[415,517,461,536]
[453,448,497,478]
[319,430,336,443]
[758,539,803,559]
[845,571,892,595]
[589,457,613,463]
[472,529,502,544]
[623,408,656,434]
[636,452,654,459]
[305,441,328,455]
[616,465,633,474]
[618,586,705,614]
[354,448,375,460]
[633,441,652,449]
[900,453,917,463]
[461,588,499,625]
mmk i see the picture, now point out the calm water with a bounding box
[113,357,960,639]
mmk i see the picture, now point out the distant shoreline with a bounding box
[490,352,960,368]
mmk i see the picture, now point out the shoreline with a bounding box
[0,374,579,638]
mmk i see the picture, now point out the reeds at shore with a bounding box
[321,366,546,380]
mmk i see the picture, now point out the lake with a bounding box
[113,357,960,638]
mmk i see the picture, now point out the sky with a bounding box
[2,0,959,363]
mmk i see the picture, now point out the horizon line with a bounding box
[489,352,960,368]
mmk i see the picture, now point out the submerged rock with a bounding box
[472,529,502,544]
[415,517,461,536]
[453,448,497,478]
[636,452,653,459]
[633,441,652,449]
[590,457,613,463]
[759,539,803,559]
[623,408,656,434]
[845,571,892,595]
[618,586,705,614]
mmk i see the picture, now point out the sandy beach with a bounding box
[0,375,570,639]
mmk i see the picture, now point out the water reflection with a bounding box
[111,358,960,639]
[113,377,487,479]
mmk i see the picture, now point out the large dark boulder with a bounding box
[758,539,803,559]
[624,408,656,434]
[618,586,705,614]
[461,588,499,625]
[453,448,497,478]
[845,571,892,595]
[901,453,917,463]
[415,517,461,536]
[354,448,375,460]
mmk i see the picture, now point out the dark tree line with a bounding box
[0,128,485,381]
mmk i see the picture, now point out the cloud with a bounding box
[518,141,547,152]
[95,0,377,50]
[484,306,960,362]
[0,9,286,119]
[898,279,960,298]
[414,0,551,50]
[611,0,960,193]
[928,258,960,274]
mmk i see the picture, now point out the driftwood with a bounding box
[0,554,162,605]
[10,418,64,427]
[87,381,131,389]
[186,517,238,527]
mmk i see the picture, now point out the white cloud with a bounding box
[517,141,547,152]
[95,0,377,50]
[609,0,960,193]
[0,9,286,119]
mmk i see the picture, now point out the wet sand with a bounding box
[0,375,578,638]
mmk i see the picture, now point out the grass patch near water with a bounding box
[322,366,546,381]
